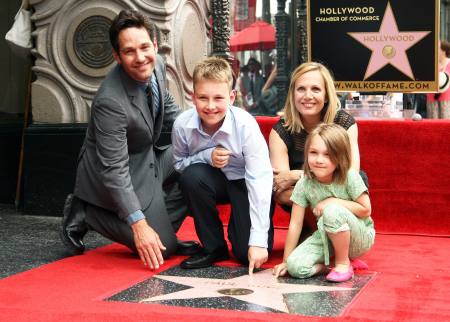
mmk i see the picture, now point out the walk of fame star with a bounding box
[107,266,374,317]
[348,2,430,80]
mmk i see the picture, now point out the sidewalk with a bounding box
[0,204,109,279]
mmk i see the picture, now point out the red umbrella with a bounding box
[229,20,275,52]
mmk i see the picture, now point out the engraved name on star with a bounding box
[141,269,353,313]
[348,2,430,80]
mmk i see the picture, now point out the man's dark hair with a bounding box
[109,9,156,53]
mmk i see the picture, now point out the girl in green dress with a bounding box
[273,123,375,282]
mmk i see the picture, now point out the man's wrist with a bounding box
[127,210,145,226]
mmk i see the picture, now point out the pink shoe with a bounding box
[351,259,369,270]
[326,265,354,282]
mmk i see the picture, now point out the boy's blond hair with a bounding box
[193,57,233,91]
[304,123,351,185]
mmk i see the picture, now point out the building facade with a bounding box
[1,0,449,213]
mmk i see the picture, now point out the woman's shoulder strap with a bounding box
[273,118,293,148]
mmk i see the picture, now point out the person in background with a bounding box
[258,65,280,115]
[240,57,265,113]
[230,58,244,108]
[426,39,450,119]
[273,124,374,282]
[261,65,277,93]
[269,62,365,235]
[403,93,427,118]
[172,57,273,274]
[60,9,200,269]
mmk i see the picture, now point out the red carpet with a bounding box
[0,218,449,322]
[357,119,450,236]
[1,118,448,321]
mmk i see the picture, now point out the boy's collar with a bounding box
[219,106,233,134]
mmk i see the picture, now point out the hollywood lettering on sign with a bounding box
[307,0,439,92]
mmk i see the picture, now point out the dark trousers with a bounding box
[84,147,188,258]
[179,163,274,264]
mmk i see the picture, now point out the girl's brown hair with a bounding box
[304,123,351,184]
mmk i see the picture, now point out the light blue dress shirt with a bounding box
[172,105,273,248]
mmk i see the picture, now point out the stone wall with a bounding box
[30,0,210,123]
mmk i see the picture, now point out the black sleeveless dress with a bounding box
[272,109,355,171]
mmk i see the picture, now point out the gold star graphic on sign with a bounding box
[348,2,430,80]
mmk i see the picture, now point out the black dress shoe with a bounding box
[180,246,229,269]
[60,230,85,255]
[60,194,88,256]
[175,240,202,256]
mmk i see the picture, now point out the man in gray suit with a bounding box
[61,9,199,270]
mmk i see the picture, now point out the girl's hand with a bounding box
[313,197,337,217]
[272,262,288,278]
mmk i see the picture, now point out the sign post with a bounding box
[308,0,439,92]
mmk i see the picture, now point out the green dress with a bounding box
[287,169,375,279]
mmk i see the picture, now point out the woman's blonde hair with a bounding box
[304,123,351,185]
[282,62,340,133]
[193,56,233,91]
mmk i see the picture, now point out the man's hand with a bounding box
[131,219,166,269]
[211,147,231,168]
[248,246,268,275]
[272,262,288,278]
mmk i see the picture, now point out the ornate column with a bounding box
[211,0,231,61]
[29,0,210,123]
[275,0,289,110]
[262,0,271,23]
[296,0,308,65]
[261,0,271,79]
[443,0,450,40]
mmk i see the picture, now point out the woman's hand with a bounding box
[272,168,302,192]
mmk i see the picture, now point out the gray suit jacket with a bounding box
[74,55,180,220]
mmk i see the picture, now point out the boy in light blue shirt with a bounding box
[172,57,273,274]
